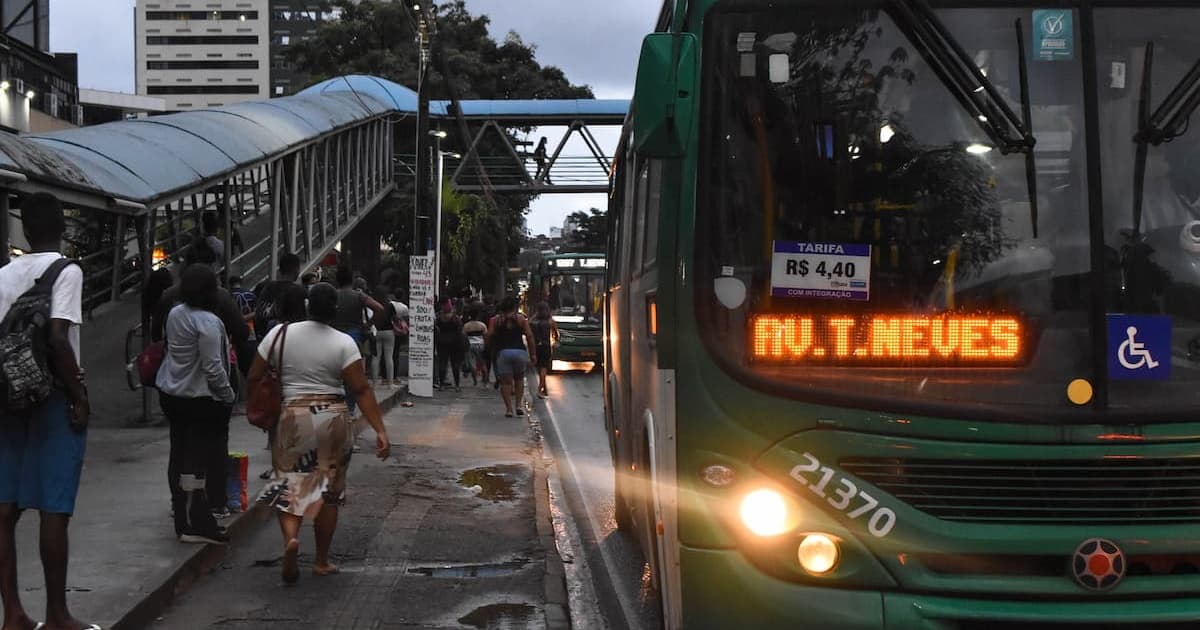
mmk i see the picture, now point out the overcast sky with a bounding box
[49,0,658,235]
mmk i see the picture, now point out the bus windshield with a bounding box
[695,2,1200,421]
[547,273,604,323]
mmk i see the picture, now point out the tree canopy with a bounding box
[563,207,607,253]
[289,1,594,294]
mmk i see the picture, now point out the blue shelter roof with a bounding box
[0,75,628,209]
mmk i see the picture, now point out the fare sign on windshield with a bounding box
[752,315,1025,366]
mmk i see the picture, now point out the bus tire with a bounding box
[614,466,635,533]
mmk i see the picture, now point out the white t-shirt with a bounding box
[0,252,83,362]
[257,320,362,400]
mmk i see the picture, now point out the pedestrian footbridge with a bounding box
[0,75,627,425]
[0,75,628,303]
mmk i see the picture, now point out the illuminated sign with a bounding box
[550,258,606,269]
[751,315,1026,365]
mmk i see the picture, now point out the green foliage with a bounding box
[288,0,594,292]
[564,207,608,253]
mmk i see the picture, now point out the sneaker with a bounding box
[211,507,234,520]
[180,528,230,545]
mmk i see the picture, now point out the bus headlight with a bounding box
[739,489,790,536]
[798,534,840,574]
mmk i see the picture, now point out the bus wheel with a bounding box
[614,465,635,533]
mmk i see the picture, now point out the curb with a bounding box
[534,451,572,630]
[110,385,408,630]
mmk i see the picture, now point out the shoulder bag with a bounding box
[246,323,287,431]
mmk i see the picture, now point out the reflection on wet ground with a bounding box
[457,602,538,629]
[459,465,522,501]
[407,557,531,578]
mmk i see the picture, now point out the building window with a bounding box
[274,85,284,95]
[146,11,258,20]
[206,53,222,57]
[148,60,260,69]
[146,35,259,45]
[147,85,261,95]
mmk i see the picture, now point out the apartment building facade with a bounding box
[135,0,270,111]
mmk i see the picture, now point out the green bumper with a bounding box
[553,342,602,362]
[681,546,1200,629]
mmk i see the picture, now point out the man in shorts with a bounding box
[0,193,97,630]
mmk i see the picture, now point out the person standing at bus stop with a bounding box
[487,297,537,417]
[0,193,97,630]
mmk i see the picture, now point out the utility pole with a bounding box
[413,3,433,256]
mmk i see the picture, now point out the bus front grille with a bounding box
[839,457,1200,524]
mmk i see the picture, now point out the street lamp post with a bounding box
[429,129,460,300]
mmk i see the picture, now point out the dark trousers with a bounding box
[435,345,463,387]
[162,393,232,535]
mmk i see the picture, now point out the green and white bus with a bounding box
[606,0,1200,627]
[530,252,606,363]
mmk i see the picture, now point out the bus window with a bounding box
[643,160,663,268]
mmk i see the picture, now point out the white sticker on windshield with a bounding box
[770,241,871,301]
[1110,61,1126,89]
[736,32,757,53]
[768,54,790,83]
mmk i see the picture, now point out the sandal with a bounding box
[505,412,514,418]
[516,409,525,416]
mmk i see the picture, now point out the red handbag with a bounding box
[136,341,165,388]
[246,324,287,431]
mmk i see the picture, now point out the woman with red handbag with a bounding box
[247,283,390,583]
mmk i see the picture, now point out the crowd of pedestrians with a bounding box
[427,294,558,415]
[0,195,556,624]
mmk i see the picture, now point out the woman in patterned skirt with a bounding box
[248,282,391,583]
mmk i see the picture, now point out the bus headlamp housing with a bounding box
[798,533,840,574]
[720,477,896,588]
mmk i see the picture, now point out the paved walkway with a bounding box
[11,384,407,630]
[150,384,567,629]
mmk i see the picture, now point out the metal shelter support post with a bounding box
[138,210,157,423]
[269,161,280,281]
[110,214,125,303]
[0,191,9,266]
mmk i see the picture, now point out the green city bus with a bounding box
[530,252,606,363]
[605,0,1200,627]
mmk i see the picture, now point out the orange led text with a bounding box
[752,315,1023,365]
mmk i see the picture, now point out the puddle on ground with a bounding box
[458,465,521,502]
[408,557,530,578]
[457,603,538,629]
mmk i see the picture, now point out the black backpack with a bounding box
[0,258,77,414]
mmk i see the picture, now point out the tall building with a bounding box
[134,0,270,112]
[269,2,342,97]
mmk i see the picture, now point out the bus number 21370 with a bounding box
[789,453,897,538]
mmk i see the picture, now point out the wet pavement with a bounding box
[151,384,558,629]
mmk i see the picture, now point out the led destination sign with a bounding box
[752,315,1025,365]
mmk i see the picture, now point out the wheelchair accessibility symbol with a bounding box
[1108,315,1171,381]
[1118,326,1159,370]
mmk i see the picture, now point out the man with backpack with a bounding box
[0,193,99,630]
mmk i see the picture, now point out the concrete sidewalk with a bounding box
[148,383,568,629]
[11,383,407,630]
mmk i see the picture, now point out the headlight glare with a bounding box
[739,489,790,536]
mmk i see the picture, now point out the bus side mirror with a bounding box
[634,33,698,158]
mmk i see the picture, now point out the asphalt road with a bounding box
[535,368,663,630]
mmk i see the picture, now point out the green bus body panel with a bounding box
[619,0,1200,626]
[681,546,1200,629]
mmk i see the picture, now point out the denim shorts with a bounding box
[0,392,88,515]
[494,349,530,377]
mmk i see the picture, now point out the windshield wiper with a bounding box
[1131,42,1200,236]
[888,0,1041,236]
